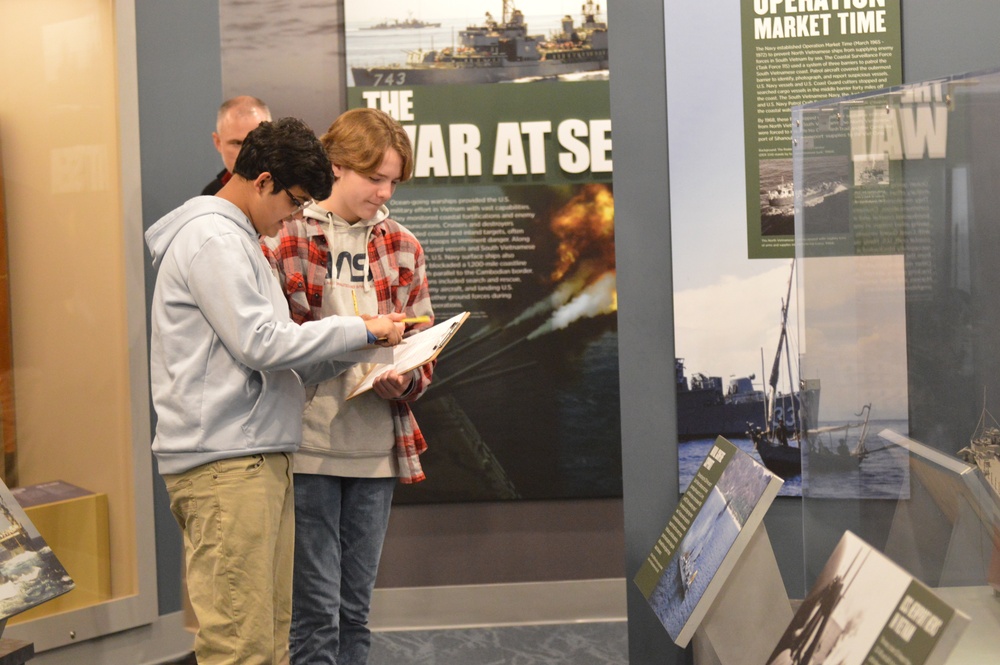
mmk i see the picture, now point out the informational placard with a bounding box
[766,531,969,665]
[635,436,782,646]
[666,2,903,502]
[344,0,620,502]
[0,477,74,621]
[742,0,902,258]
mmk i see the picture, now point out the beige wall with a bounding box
[0,0,137,599]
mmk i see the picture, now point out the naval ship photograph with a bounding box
[348,0,610,86]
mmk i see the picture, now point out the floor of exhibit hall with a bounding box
[369,621,628,664]
[159,621,628,665]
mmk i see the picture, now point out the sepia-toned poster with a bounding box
[343,0,619,503]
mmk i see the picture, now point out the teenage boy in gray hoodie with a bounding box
[144,117,404,665]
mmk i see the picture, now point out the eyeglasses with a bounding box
[270,175,312,212]
[285,190,307,211]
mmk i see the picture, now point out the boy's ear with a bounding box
[253,172,273,194]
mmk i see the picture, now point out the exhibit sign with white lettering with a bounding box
[742,0,902,258]
[766,531,969,665]
[344,0,620,503]
[635,436,783,646]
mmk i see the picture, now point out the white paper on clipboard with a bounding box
[346,311,469,399]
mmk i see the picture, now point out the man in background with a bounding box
[202,95,271,195]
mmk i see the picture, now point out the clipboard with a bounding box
[346,311,469,399]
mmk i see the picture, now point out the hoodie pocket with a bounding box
[240,370,304,448]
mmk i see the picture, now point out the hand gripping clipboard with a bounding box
[346,311,469,399]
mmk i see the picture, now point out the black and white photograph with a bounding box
[767,532,908,665]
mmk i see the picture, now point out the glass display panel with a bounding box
[793,67,1000,658]
[0,0,157,652]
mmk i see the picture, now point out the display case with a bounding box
[792,66,1000,661]
[0,0,161,654]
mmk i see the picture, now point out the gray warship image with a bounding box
[675,359,766,441]
[351,0,609,87]
[361,15,442,30]
[676,358,816,444]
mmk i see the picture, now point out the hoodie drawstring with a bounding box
[363,225,375,295]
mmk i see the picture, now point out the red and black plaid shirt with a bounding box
[266,213,434,483]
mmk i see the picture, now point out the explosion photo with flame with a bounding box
[397,183,621,503]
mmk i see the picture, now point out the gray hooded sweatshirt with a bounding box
[144,196,368,474]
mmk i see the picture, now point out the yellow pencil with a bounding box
[402,316,431,324]
[351,290,360,316]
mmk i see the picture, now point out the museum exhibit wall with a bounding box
[132,0,626,611]
[2,0,1000,663]
[617,2,1000,665]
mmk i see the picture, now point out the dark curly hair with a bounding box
[233,117,334,201]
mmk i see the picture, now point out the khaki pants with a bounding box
[164,453,294,665]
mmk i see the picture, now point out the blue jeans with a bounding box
[290,474,395,665]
